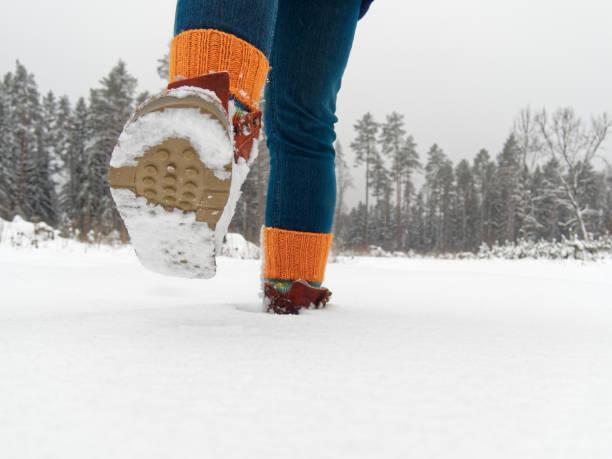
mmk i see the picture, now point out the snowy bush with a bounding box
[220,233,261,259]
[333,237,612,261]
[368,245,393,257]
[1,217,261,260]
[337,245,406,258]
[0,217,127,250]
[0,216,58,248]
[478,236,612,261]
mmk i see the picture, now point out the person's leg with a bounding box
[171,0,278,110]
[262,0,362,295]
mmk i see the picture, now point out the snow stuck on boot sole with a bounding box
[108,87,249,278]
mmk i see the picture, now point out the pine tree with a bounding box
[409,191,426,252]
[6,62,49,222]
[369,148,393,249]
[424,144,454,252]
[473,149,496,246]
[83,60,137,238]
[0,73,15,219]
[60,97,89,235]
[495,135,524,243]
[53,96,72,180]
[380,112,405,249]
[51,96,73,223]
[439,160,456,252]
[351,113,379,247]
[380,113,420,250]
[399,135,420,249]
[343,202,368,250]
[454,159,479,251]
[31,90,58,224]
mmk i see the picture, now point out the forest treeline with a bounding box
[337,109,612,253]
[0,60,611,253]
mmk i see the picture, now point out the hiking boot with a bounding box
[263,280,332,314]
[108,72,261,278]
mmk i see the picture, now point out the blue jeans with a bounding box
[175,0,362,234]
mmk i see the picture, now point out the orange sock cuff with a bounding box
[169,29,269,110]
[262,227,333,284]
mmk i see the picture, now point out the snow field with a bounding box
[1,246,611,458]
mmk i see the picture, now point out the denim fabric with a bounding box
[264,0,361,233]
[360,0,374,18]
[174,0,362,234]
[174,0,278,57]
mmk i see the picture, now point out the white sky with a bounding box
[2,0,612,204]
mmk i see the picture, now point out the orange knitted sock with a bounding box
[262,227,333,291]
[169,29,269,111]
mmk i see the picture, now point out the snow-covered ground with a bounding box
[1,244,612,458]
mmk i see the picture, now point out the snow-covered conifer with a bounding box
[83,61,137,237]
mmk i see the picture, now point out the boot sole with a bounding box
[108,92,233,278]
[108,138,231,229]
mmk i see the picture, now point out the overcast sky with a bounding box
[2,0,612,204]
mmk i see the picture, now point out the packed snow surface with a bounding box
[1,245,611,458]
